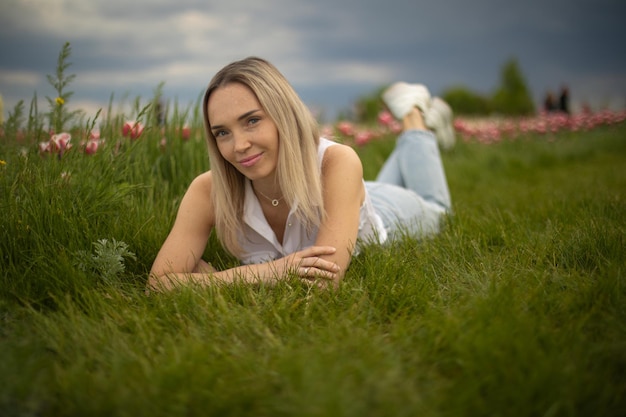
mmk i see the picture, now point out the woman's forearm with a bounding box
[147,262,282,292]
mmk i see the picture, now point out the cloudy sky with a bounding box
[1,0,625,122]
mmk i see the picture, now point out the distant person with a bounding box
[558,86,570,114]
[544,91,557,113]
[149,57,454,292]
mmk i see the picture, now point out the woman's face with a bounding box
[207,82,280,182]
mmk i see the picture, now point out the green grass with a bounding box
[1,124,625,416]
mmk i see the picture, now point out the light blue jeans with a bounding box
[366,129,452,240]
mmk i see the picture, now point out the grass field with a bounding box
[1,118,625,416]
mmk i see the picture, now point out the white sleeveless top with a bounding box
[238,138,387,264]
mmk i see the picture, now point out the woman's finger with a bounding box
[300,265,336,280]
[304,257,340,273]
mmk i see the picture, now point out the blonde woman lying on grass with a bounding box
[149,57,454,292]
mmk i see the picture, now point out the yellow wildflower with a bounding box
[55,97,65,105]
[0,160,6,165]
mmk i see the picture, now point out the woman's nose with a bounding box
[233,131,251,152]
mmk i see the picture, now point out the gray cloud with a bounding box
[1,0,625,121]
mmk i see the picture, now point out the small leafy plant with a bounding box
[46,41,82,133]
[74,238,137,283]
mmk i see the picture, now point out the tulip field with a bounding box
[1,45,626,415]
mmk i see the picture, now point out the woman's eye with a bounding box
[248,117,260,125]
[214,130,227,138]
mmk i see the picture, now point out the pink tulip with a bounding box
[50,132,72,152]
[84,139,100,155]
[355,130,375,146]
[39,141,51,154]
[180,126,191,141]
[122,121,144,139]
[377,110,394,127]
[337,121,354,137]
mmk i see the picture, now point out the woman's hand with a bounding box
[279,246,341,282]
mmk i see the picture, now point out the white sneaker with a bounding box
[425,97,456,150]
[382,82,431,120]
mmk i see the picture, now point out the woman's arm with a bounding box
[148,172,215,289]
[309,143,365,284]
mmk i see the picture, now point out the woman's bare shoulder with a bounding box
[186,171,214,196]
[191,170,213,186]
[179,171,215,217]
[322,142,363,171]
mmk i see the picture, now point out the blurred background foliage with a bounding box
[354,58,535,122]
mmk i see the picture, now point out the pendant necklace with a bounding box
[255,188,284,207]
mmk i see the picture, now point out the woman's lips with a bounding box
[239,153,262,168]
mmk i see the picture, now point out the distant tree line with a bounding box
[443,58,534,116]
[353,58,535,122]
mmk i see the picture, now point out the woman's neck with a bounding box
[251,180,284,207]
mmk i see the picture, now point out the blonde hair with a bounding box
[202,57,323,257]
